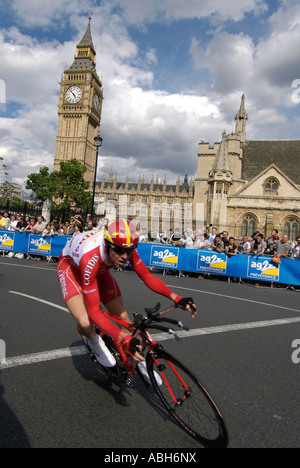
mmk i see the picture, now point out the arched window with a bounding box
[284,218,299,241]
[264,177,279,195]
[241,215,256,237]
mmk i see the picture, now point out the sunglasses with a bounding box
[109,243,136,255]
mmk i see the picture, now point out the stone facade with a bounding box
[94,170,195,233]
[194,95,300,240]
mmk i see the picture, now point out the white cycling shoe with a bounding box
[88,335,116,368]
[138,361,163,386]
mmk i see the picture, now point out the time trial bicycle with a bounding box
[82,302,228,448]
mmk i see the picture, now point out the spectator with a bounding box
[34,215,47,235]
[208,226,217,244]
[275,234,292,261]
[3,212,10,227]
[167,228,173,243]
[84,220,95,232]
[160,230,169,243]
[72,224,82,237]
[211,234,224,253]
[0,212,8,230]
[170,227,182,246]
[221,231,230,249]
[269,235,279,256]
[11,215,28,259]
[194,230,205,247]
[180,231,194,247]
[15,216,28,233]
[24,217,37,232]
[152,228,160,243]
[152,228,168,244]
[238,236,251,254]
[6,214,18,258]
[42,223,55,238]
[186,228,195,243]
[285,237,300,291]
[51,220,64,235]
[7,214,18,231]
[201,232,211,249]
[63,221,73,236]
[265,229,279,255]
[71,214,83,231]
[139,227,148,243]
[251,234,266,256]
[225,237,238,257]
[290,237,300,259]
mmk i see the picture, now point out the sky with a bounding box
[0,0,300,193]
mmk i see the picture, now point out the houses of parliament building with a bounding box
[53,14,300,240]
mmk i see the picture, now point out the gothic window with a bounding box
[264,177,279,195]
[284,218,299,241]
[241,215,256,237]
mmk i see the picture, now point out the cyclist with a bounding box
[57,218,196,374]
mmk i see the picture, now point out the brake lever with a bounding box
[177,321,189,331]
[168,329,181,341]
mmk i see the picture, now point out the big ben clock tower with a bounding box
[53,12,103,186]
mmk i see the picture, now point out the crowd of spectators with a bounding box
[0,212,299,289]
[140,225,300,261]
[0,212,100,260]
[139,224,299,290]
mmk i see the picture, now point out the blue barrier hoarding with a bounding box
[0,231,15,251]
[138,243,300,286]
[149,245,180,269]
[0,231,299,286]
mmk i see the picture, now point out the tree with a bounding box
[26,166,52,204]
[26,159,92,211]
[0,182,23,207]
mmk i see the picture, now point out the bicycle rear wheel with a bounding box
[146,349,228,448]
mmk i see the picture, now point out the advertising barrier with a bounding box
[0,230,299,286]
[137,244,300,286]
[0,230,71,258]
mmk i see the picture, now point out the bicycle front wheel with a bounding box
[147,349,228,448]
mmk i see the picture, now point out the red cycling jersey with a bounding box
[57,230,178,341]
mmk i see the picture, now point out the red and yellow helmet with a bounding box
[104,219,139,250]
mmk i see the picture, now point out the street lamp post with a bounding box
[91,133,103,220]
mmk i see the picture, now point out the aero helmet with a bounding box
[105,219,139,250]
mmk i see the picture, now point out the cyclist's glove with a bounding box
[175,296,197,313]
[120,336,142,358]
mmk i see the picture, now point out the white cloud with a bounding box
[189,1,300,132]
[115,0,268,24]
[9,0,86,28]
[0,0,299,191]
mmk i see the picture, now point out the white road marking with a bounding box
[9,291,69,313]
[167,284,300,314]
[0,347,87,369]
[0,261,56,271]
[1,315,300,370]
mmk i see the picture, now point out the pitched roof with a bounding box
[242,139,300,185]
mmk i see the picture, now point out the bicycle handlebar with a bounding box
[146,324,182,341]
[131,303,190,342]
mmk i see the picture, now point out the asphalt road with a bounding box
[0,256,299,449]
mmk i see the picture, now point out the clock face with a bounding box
[93,93,100,111]
[65,86,82,104]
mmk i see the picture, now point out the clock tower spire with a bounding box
[53,12,103,186]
